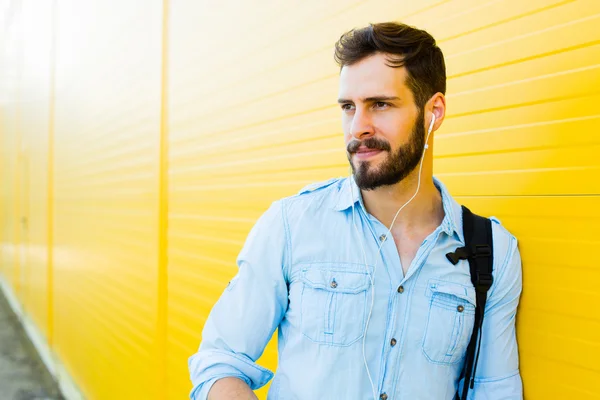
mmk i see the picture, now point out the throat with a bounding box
[391,221,441,276]
[394,235,423,276]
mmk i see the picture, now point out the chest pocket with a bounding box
[422,280,476,365]
[300,266,371,346]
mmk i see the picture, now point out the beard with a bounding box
[347,110,425,191]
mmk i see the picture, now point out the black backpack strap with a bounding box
[447,205,494,400]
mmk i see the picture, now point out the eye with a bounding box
[341,103,354,111]
[374,102,389,109]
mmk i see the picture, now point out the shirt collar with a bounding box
[334,176,464,243]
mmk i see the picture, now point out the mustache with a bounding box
[347,137,392,154]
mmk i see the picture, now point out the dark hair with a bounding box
[334,22,446,109]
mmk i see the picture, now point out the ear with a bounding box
[427,93,446,133]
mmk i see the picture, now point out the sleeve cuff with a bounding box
[189,349,274,399]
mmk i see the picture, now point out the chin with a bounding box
[354,158,381,171]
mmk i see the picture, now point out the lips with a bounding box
[353,148,383,159]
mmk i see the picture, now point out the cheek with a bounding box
[341,117,352,136]
[377,113,414,142]
[343,123,354,146]
[344,133,353,147]
[379,110,410,129]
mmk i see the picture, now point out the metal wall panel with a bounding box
[1,0,23,303]
[169,0,600,398]
[51,0,163,398]
[14,0,54,342]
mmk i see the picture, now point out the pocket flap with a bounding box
[302,268,370,294]
[429,280,476,305]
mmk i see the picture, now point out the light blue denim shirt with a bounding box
[189,176,523,400]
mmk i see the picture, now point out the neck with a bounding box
[360,172,445,233]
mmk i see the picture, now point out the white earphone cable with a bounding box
[351,114,436,400]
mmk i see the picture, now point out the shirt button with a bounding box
[390,338,397,347]
[379,234,387,242]
[380,394,388,400]
[457,305,464,312]
[397,285,404,293]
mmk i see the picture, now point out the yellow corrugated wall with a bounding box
[0,0,599,399]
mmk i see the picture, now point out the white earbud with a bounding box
[425,114,436,150]
[428,113,436,134]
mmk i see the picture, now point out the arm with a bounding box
[461,234,524,399]
[188,200,290,400]
[207,377,258,400]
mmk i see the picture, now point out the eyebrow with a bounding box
[337,96,401,104]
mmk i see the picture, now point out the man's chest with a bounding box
[392,231,432,276]
[285,234,477,347]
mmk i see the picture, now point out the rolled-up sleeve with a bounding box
[460,233,524,399]
[188,200,290,400]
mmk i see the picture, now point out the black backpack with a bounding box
[446,206,494,400]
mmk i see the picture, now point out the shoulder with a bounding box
[488,215,518,265]
[296,177,344,196]
[487,215,522,298]
[253,177,346,235]
[280,177,346,209]
[460,207,518,267]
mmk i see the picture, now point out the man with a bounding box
[189,22,523,400]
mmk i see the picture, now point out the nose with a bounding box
[349,108,375,140]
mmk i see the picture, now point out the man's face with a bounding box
[338,52,425,191]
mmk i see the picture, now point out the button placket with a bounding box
[370,225,402,398]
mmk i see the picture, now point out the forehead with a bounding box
[338,52,411,101]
